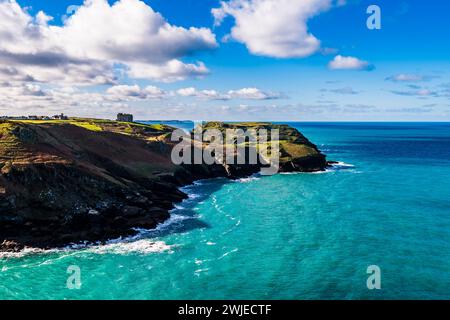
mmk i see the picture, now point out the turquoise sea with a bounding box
[1,122,450,300]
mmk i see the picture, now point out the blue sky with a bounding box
[1,0,450,121]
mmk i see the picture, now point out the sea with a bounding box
[1,122,450,299]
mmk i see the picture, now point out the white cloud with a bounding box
[328,55,372,70]
[127,60,210,83]
[177,87,198,97]
[177,87,222,99]
[212,0,334,58]
[22,84,47,96]
[387,74,424,82]
[0,82,134,117]
[385,74,439,82]
[390,89,438,97]
[176,87,284,100]
[107,85,167,100]
[0,83,285,118]
[0,0,217,84]
[228,87,283,99]
[328,86,360,94]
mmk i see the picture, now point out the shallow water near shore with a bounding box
[1,122,450,299]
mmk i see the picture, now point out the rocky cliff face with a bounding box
[0,119,328,251]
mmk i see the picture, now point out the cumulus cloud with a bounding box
[0,0,217,84]
[328,87,360,95]
[212,0,336,58]
[328,55,373,71]
[0,82,286,118]
[228,87,283,99]
[107,85,167,100]
[177,87,222,99]
[176,87,284,100]
[385,74,439,82]
[22,84,47,97]
[386,74,424,82]
[0,82,136,117]
[126,61,210,83]
[390,89,438,97]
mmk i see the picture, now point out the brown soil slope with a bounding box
[0,119,328,251]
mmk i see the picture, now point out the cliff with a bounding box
[0,119,327,251]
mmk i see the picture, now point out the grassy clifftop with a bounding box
[0,119,327,251]
[201,122,325,167]
[5,118,172,138]
[1,118,175,173]
[0,118,185,250]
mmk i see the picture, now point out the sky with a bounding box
[1,0,449,121]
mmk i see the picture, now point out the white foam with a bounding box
[0,215,188,260]
[237,176,260,183]
[323,161,359,173]
[187,193,201,200]
[0,247,50,260]
[1,238,174,260]
[218,248,239,260]
[279,161,356,175]
[235,173,261,183]
[1,239,175,262]
[86,240,173,255]
[307,170,332,174]
[332,161,355,168]
[179,178,209,193]
[194,268,210,276]
[132,214,191,240]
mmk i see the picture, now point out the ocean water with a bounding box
[1,122,450,300]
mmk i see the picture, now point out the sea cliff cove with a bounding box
[0,119,328,251]
[0,0,449,306]
[1,120,450,301]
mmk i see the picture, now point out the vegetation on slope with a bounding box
[0,119,328,250]
[200,122,325,167]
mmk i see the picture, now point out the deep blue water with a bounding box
[1,122,450,299]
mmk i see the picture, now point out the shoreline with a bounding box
[0,120,329,253]
[1,164,339,257]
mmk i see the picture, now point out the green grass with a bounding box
[10,120,66,124]
[0,122,22,160]
[11,119,103,132]
[9,118,172,135]
[279,141,317,158]
[71,122,103,132]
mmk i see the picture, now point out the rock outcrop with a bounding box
[0,119,328,251]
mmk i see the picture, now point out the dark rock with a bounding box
[122,206,144,217]
[0,240,24,252]
[0,121,327,250]
[111,216,127,229]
